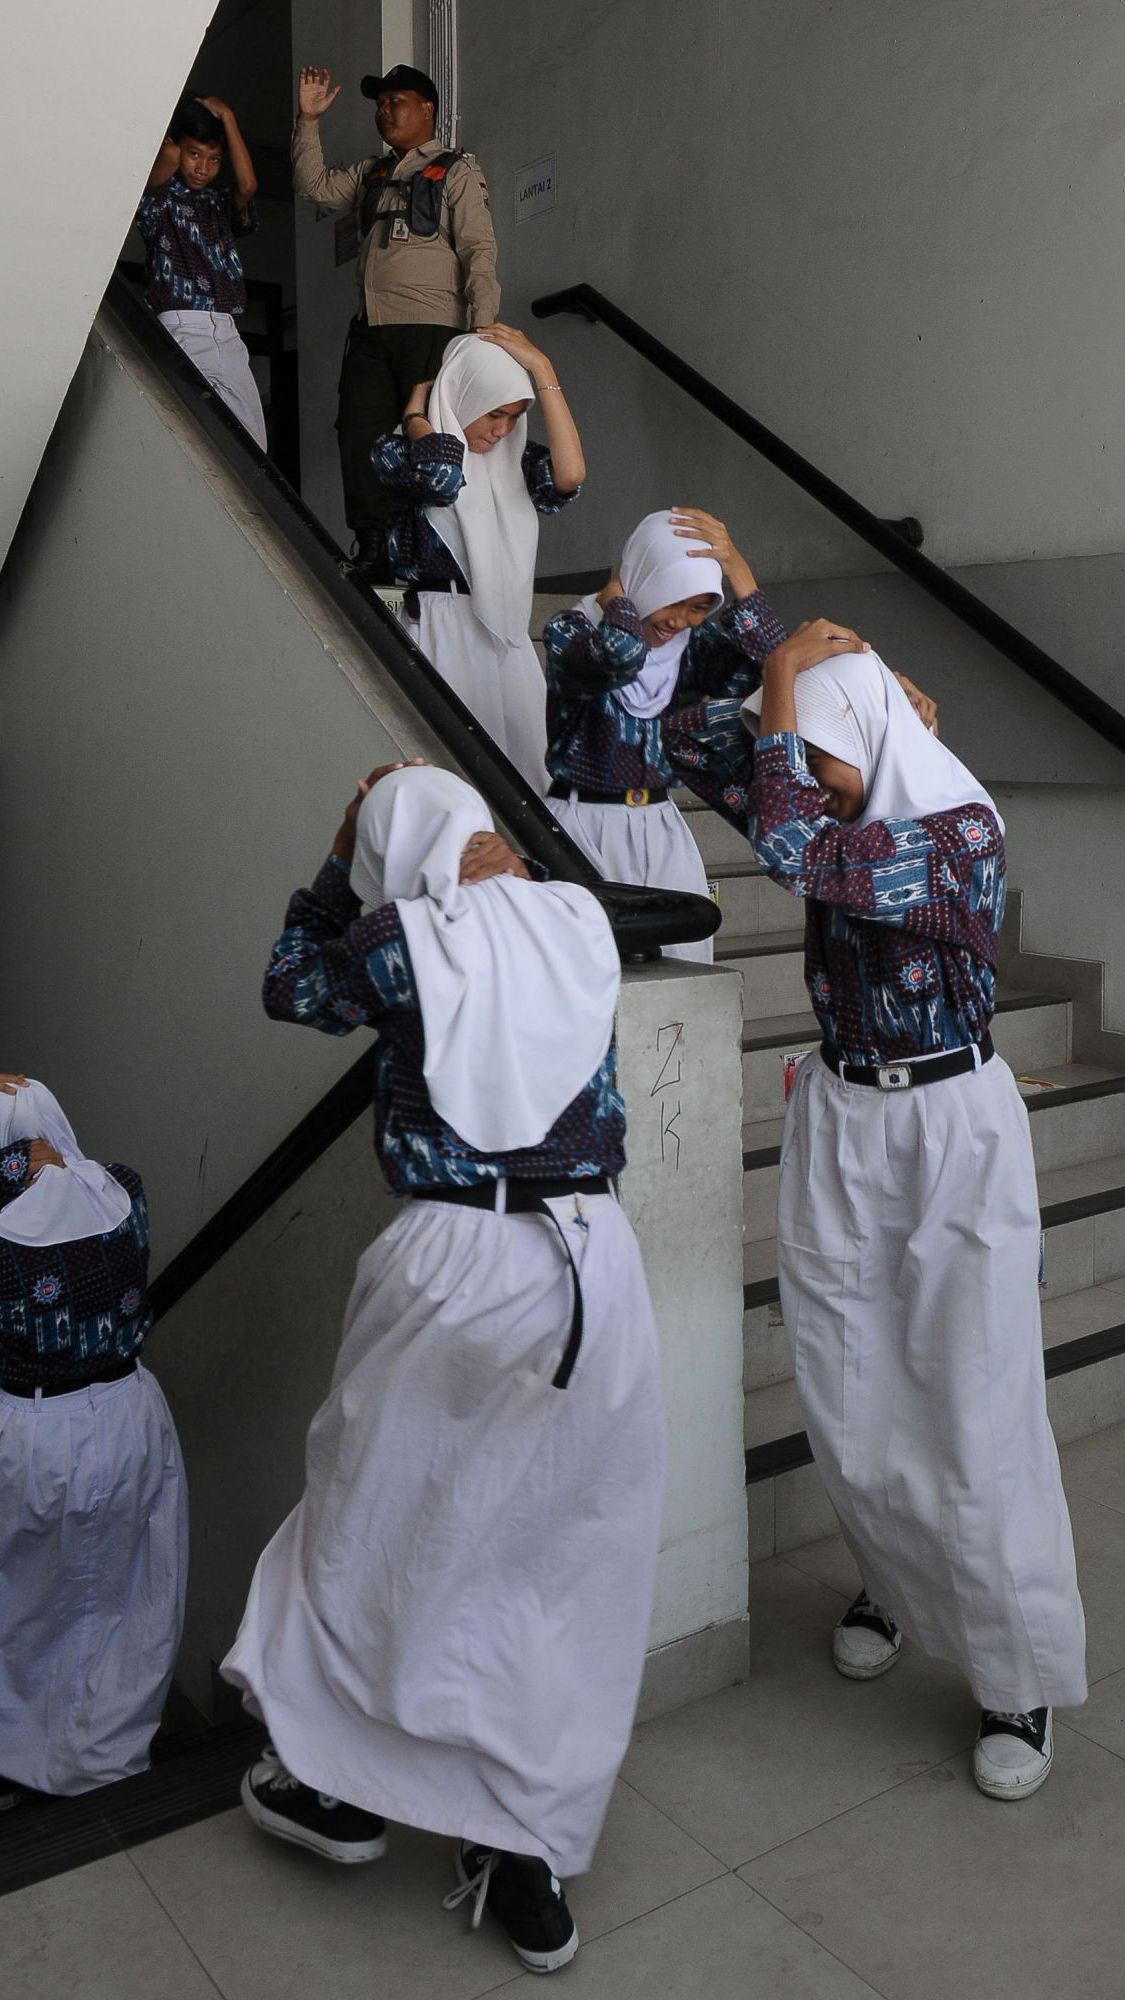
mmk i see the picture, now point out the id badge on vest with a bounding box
[390,216,410,242]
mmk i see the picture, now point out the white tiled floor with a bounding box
[9,1423,1125,2000]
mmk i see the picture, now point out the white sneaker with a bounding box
[832,1591,903,1680]
[973,1708,1053,1800]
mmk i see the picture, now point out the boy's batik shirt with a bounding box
[0,1164,152,1390]
[541,591,787,795]
[372,431,580,590]
[135,175,257,314]
[263,856,625,1190]
[679,706,1005,1065]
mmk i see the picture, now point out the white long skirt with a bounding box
[0,1364,188,1794]
[222,1191,666,1877]
[406,592,548,790]
[777,1049,1087,1711]
[158,310,268,449]
[548,793,714,965]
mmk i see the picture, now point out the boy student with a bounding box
[137,95,268,449]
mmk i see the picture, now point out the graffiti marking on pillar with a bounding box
[652,1021,685,1170]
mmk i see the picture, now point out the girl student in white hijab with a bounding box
[730,623,1086,1804]
[0,1074,187,1799]
[224,761,666,1978]
[541,507,782,964]
[543,516,943,968]
[371,324,586,789]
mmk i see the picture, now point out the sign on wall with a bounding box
[514,154,557,225]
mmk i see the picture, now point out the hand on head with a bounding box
[0,1074,28,1097]
[765,620,869,679]
[670,508,757,596]
[893,672,940,736]
[458,833,531,885]
[29,1139,63,1175]
[475,325,553,384]
[332,760,429,862]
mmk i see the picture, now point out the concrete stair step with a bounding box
[716,930,809,1017]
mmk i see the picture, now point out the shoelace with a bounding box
[986,1710,1037,1731]
[443,1851,498,1930]
[257,1747,331,1803]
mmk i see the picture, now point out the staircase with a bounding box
[680,793,1125,1562]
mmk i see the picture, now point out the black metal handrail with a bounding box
[532,282,1125,759]
[104,272,718,956]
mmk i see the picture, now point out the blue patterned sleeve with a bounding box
[369,431,466,504]
[0,1140,32,1211]
[543,599,647,692]
[135,185,171,239]
[678,591,789,700]
[522,441,582,516]
[750,734,1005,936]
[262,856,420,1033]
[662,696,756,832]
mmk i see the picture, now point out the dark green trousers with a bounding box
[336,320,459,540]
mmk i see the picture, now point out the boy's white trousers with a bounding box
[777,1047,1087,1711]
[159,309,268,450]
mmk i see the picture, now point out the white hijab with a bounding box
[424,333,539,647]
[576,511,724,719]
[350,767,621,1154]
[742,651,1002,831]
[0,1079,131,1248]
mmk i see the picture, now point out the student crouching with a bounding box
[0,1076,187,1797]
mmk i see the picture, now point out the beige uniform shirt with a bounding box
[291,121,501,330]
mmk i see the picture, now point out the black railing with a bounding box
[105,272,717,958]
[532,282,1125,759]
[104,272,718,1316]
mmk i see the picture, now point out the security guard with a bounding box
[293,62,501,580]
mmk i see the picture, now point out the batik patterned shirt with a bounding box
[372,432,580,588]
[262,856,626,1191]
[0,1165,153,1389]
[541,591,787,794]
[682,717,1004,1064]
[135,175,257,314]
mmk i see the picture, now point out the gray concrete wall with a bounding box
[150,959,749,1719]
[459,1,1125,607]
[0,309,455,1271]
[995,783,1125,1035]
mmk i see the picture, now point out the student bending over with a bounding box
[0,1076,187,1798]
[223,763,665,1977]
[715,626,1087,1799]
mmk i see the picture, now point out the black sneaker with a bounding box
[443,1840,579,1973]
[240,1747,387,1862]
[831,1590,903,1680]
[973,1707,1053,1800]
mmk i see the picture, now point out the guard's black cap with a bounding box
[360,63,439,109]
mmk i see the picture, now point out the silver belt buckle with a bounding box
[876,1063,912,1091]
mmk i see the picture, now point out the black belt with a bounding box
[403,579,470,619]
[820,1032,994,1091]
[412,1176,611,1389]
[547,780,669,808]
[0,1356,138,1401]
